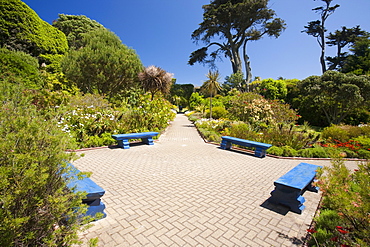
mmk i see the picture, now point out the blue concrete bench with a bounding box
[268,162,322,214]
[220,136,272,158]
[112,132,159,149]
[65,163,106,220]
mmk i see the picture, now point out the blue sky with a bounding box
[23,0,370,86]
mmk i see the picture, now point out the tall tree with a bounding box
[138,66,173,100]
[0,0,68,58]
[341,35,370,75]
[52,14,105,49]
[201,70,222,119]
[302,0,340,73]
[188,0,286,84]
[61,29,143,98]
[326,26,367,71]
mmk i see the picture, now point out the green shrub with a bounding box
[354,135,370,150]
[313,160,370,246]
[0,78,89,246]
[281,146,297,157]
[322,124,370,143]
[296,146,329,158]
[205,106,229,119]
[267,146,283,156]
[227,122,261,141]
[0,48,42,89]
[321,125,350,142]
[57,93,175,148]
[357,149,370,159]
[197,127,221,142]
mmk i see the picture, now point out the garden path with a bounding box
[74,113,358,246]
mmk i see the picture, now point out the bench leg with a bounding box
[269,185,306,214]
[255,147,267,158]
[142,137,154,145]
[306,179,320,192]
[117,139,130,149]
[220,140,231,150]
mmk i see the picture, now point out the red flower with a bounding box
[306,228,317,233]
[341,245,351,247]
[330,236,339,242]
[354,169,359,172]
[336,226,349,234]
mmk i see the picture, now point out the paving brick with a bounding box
[74,114,358,246]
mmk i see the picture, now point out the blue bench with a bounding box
[268,162,322,214]
[65,163,106,220]
[112,132,159,149]
[220,136,272,158]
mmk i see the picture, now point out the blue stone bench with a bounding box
[112,132,159,149]
[220,136,272,158]
[268,162,322,214]
[65,163,106,220]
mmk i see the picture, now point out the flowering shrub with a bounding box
[194,118,231,142]
[308,159,370,246]
[57,93,175,148]
[228,92,299,128]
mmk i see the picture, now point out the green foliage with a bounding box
[222,72,246,93]
[297,71,370,126]
[52,14,105,49]
[223,122,261,142]
[280,146,297,157]
[169,83,194,108]
[205,106,228,119]
[254,78,288,100]
[58,93,175,148]
[322,124,370,142]
[296,145,329,158]
[341,35,370,75]
[0,0,68,57]
[189,92,204,111]
[312,160,370,246]
[266,146,283,156]
[0,48,42,88]
[228,92,299,128]
[61,28,143,98]
[0,77,89,246]
[195,118,231,142]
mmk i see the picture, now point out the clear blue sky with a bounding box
[23,0,370,86]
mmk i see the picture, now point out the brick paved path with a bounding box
[74,114,358,246]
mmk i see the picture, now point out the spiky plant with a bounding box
[138,65,173,100]
[201,70,221,119]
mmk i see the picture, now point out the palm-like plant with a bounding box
[138,65,173,100]
[201,70,221,119]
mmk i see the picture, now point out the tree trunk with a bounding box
[320,35,327,73]
[243,41,252,91]
[209,93,213,120]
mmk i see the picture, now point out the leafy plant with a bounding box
[311,159,370,246]
[0,77,90,246]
